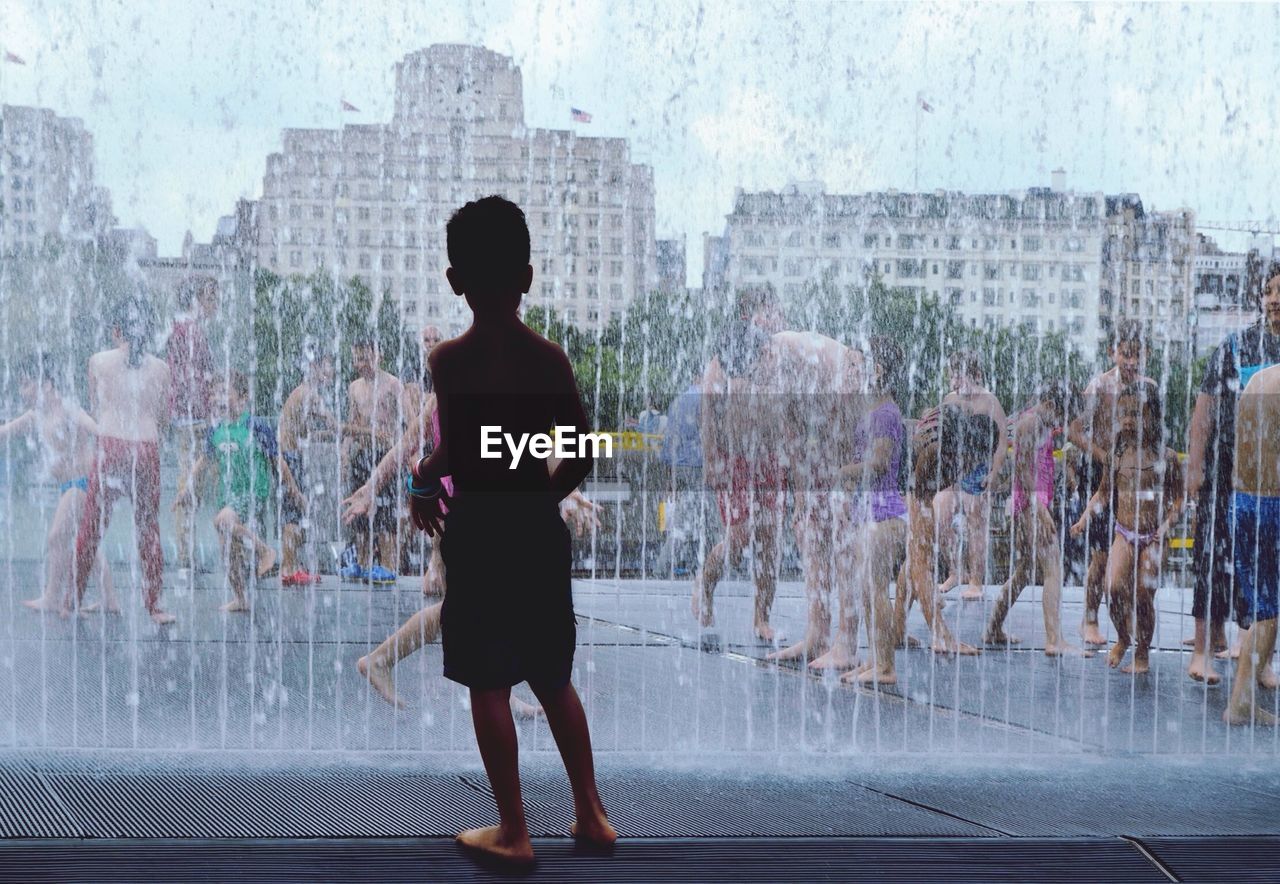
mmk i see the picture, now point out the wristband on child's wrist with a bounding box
[407,458,443,499]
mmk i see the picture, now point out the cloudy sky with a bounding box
[4,1,1278,279]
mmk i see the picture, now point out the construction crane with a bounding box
[1197,221,1280,237]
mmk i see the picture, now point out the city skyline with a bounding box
[6,0,1280,282]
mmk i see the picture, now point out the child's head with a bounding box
[736,283,783,333]
[14,352,58,407]
[217,370,250,418]
[111,293,154,367]
[445,196,532,311]
[177,276,218,317]
[1034,380,1081,427]
[867,335,904,397]
[947,349,983,390]
[1116,380,1162,449]
[713,319,771,381]
[351,338,378,379]
[1110,318,1145,385]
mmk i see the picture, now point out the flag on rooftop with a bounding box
[341,99,360,112]
[918,96,934,113]
[571,107,592,123]
[4,51,27,66]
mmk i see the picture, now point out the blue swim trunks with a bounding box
[1233,491,1280,628]
[58,476,89,494]
[960,462,990,495]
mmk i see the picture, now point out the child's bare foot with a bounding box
[932,637,980,656]
[220,599,249,613]
[1216,641,1242,661]
[1106,641,1128,668]
[754,619,776,643]
[149,609,177,625]
[808,645,860,671]
[982,629,1022,646]
[960,585,984,601]
[570,815,618,852]
[938,574,959,594]
[1259,666,1280,690]
[1187,654,1222,685]
[846,666,897,687]
[896,634,923,649]
[1182,636,1196,647]
[1121,654,1150,675]
[1045,641,1093,658]
[255,546,278,579]
[357,653,405,709]
[456,825,535,866]
[690,578,714,628]
[767,636,825,664]
[21,597,58,612]
[510,696,543,719]
[1224,701,1280,727]
[1080,620,1108,646]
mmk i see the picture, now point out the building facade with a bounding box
[247,45,657,334]
[1,104,114,257]
[706,177,1196,357]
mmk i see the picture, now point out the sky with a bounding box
[4,1,1280,280]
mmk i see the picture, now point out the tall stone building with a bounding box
[705,175,1196,357]
[0,104,115,257]
[247,45,657,334]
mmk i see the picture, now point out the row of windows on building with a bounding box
[738,230,1092,252]
[739,255,1092,282]
[946,287,1088,310]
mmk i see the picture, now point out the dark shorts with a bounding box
[1193,486,1237,624]
[1233,492,1280,629]
[440,493,576,691]
[349,445,397,533]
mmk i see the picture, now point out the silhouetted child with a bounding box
[408,196,614,866]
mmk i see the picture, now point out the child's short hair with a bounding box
[1036,380,1081,424]
[734,283,777,320]
[14,352,59,388]
[868,335,905,395]
[713,319,770,379]
[1111,318,1144,352]
[446,195,531,294]
[176,276,216,311]
[948,349,983,384]
[225,369,250,401]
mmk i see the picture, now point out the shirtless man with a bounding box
[760,328,864,664]
[982,382,1089,657]
[693,285,787,642]
[1069,319,1153,647]
[344,338,404,583]
[933,350,1008,602]
[70,296,174,625]
[1224,363,1280,726]
[278,351,339,585]
[1071,383,1182,674]
[1,354,117,614]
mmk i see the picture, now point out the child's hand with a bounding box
[410,489,451,536]
[560,492,601,536]
[1069,518,1086,538]
[340,484,373,524]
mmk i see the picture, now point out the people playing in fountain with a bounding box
[1225,362,1280,725]
[809,337,909,679]
[406,195,614,865]
[278,350,339,586]
[1187,264,1280,684]
[167,276,219,576]
[1070,382,1182,674]
[983,381,1089,656]
[179,371,280,612]
[693,284,786,642]
[1069,319,1153,648]
[70,295,173,624]
[891,405,993,667]
[343,337,404,585]
[932,350,1008,602]
[0,354,118,614]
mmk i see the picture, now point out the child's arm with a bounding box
[1160,450,1186,539]
[174,454,209,509]
[0,410,35,441]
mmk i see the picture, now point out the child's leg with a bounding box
[932,488,961,593]
[281,522,302,575]
[1225,620,1280,725]
[1081,547,1109,645]
[985,509,1032,644]
[215,507,250,612]
[810,517,862,671]
[377,523,398,574]
[64,488,119,614]
[769,508,832,662]
[962,491,992,600]
[849,520,916,685]
[692,519,744,627]
[28,489,77,611]
[457,686,535,863]
[528,679,614,846]
[132,443,169,621]
[68,450,121,615]
[1104,535,1135,667]
[750,507,780,640]
[1037,505,1084,656]
[1127,545,1159,674]
[357,602,443,708]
